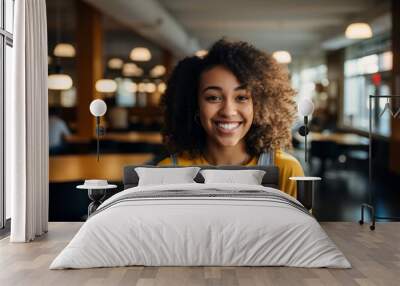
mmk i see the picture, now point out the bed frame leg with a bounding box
[359,203,375,230]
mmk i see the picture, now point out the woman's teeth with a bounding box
[216,122,240,130]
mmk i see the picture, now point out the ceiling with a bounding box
[47,0,391,62]
[157,0,391,57]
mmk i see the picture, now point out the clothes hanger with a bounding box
[378,98,395,118]
[394,106,400,118]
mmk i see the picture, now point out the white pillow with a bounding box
[135,167,201,186]
[200,169,266,185]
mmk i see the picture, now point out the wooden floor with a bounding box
[0,222,399,286]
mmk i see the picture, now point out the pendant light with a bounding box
[96,63,118,94]
[195,49,208,58]
[95,79,117,93]
[130,47,151,62]
[145,82,156,93]
[122,63,143,77]
[149,65,166,78]
[124,81,137,93]
[48,74,73,90]
[48,2,73,90]
[272,50,292,64]
[138,82,147,93]
[52,3,75,57]
[157,82,167,94]
[108,58,124,70]
[345,23,373,39]
[48,65,73,91]
[54,43,76,58]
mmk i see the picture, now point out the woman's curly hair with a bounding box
[161,39,297,158]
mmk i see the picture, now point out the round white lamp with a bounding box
[292,98,320,212]
[89,99,107,161]
[298,98,314,163]
[298,98,314,117]
[90,99,107,117]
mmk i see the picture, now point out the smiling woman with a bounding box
[198,65,254,165]
[158,39,303,197]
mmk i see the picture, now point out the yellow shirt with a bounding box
[158,150,304,198]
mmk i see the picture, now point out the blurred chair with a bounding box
[310,141,339,176]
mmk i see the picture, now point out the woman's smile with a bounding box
[213,120,243,134]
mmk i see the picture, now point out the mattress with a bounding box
[50,183,351,269]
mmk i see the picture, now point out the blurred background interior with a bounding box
[9,0,400,223]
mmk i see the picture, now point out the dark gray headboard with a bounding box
[123,165,280,190]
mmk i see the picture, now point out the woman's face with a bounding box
[198,65,254,148]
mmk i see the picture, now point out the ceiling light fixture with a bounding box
[124,81,137,93]
[345,23,373,39]
[195,50,208,58]
[48,73,73,90]
[145,82,156,93]
[48,3,74,90]
[138,82,147,93]
[157,82,167,94]
[54,43,76,58]
[150,65,166,78]
[107,58,124,70]
[272,50,292,64]
[130,47,152,62]
[122,63,143,77]
[95,79,117,93]
[53,4,75,58]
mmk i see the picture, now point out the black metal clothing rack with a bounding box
[359,95,400,230]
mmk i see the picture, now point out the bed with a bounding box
[50,165,350,269]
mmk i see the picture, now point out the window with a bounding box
[291,64,328,121]
[292,65,328,101]
[5,0,14,33]
[342,51,392,137]
[1,0,14,229]
[342,32,392,137]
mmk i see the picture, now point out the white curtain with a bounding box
[7,0,49,242]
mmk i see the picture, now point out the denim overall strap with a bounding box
[170,154,178,166]
[257,150,275,166]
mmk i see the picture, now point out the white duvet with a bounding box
[50,183,351,269]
